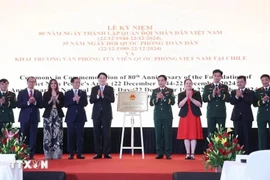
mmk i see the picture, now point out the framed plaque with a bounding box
[117,91,148,112]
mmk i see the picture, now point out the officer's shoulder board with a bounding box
[6,91,15,96]
[256,87,264,91]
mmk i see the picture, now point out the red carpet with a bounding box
[24,154,213,180]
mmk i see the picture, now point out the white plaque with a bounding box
[117,91,148,112]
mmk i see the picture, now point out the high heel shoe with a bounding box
[190,153,195,160]
[185,153,191,160]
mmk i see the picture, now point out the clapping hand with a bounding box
[235,90,242,98]
[98,89,101,96]
[262,94,269,102]
[73,95,80,103]
[212,88,217,97]
[216,88,221,96]
[100,90,104,97]
[0,97,5,105]
[186,91,192,99]
[157,92,164,99]
[29,97,36,104]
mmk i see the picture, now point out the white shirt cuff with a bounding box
[235,96,239,99]
[27,101,30,106]
[97,95,100,99]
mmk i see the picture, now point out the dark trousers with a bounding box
[154,118,173,156]
[257,119,270,150]
[67,121,85,155]
[93,111,112,155]
[20,119,38,158]
[0,123,5,136]
[207,117,226,135]
[233,116,252,154]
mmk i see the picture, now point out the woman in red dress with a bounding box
[177,79,203,160]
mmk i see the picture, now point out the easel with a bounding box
[119,112,144,159]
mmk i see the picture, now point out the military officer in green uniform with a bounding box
[202,69,230,135]
[253,74,270,150]
[150,75,175,160]
[0,79,16,132]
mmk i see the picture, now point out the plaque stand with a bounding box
[119,112,144,159]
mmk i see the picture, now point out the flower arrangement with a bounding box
[0,123,30,160]
[202,124,244,170]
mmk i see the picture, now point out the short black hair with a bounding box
[212,69,223,76]
[98,72,107,79]
[27,76,36,82]
[157,75,167,81]
[0,79,9,83]
[237,76,246,82]
[71,77,80,83]
[184,78,192,84]
[260,74,270,79]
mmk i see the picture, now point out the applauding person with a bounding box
[17,77,42,159]
[65,77,88,159]
[177,79,203,160]
[202,69,230,135]
[150,75,175,160]
[42,79,65,159]
[254,74,270,150]
[230,76,255,154]
[90,73,115,159]
[0,79,16,132]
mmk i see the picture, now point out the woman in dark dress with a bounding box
[42,79,64,159]
[177,79,203,160]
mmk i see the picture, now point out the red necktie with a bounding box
[30,90,33,98]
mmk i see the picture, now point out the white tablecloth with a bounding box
[220,161,250,180]
[0,161,23,180]
[0,162,13,180]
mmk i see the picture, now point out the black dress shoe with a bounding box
[104,154,112,159]
[166,156,172,160]
[68,154,74,160]
[155,155,163,159]
[93,154,102,159]
[185,154,191,160]
[77,155,85,159]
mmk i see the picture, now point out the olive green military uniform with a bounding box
[0,91,16,131]
[202,83,230,135]
[254,86,270,150]
[150,87,175,157]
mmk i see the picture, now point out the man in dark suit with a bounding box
[230,76,255,154]
[64,77,88,159]
[17,77,42,159]
[253,74,270,150]
[0,79,16,132]
[150,75,175,160]
[90,72,115,159]
[203,69,230,135]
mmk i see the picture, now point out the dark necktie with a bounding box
[215,84,218,88]
[29,90,33,98]
[241,89,244,93]
[265,88,268,92]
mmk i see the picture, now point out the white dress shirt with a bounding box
[27,88,36,105]
[97,85,105,99]
[73,89,79,95]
